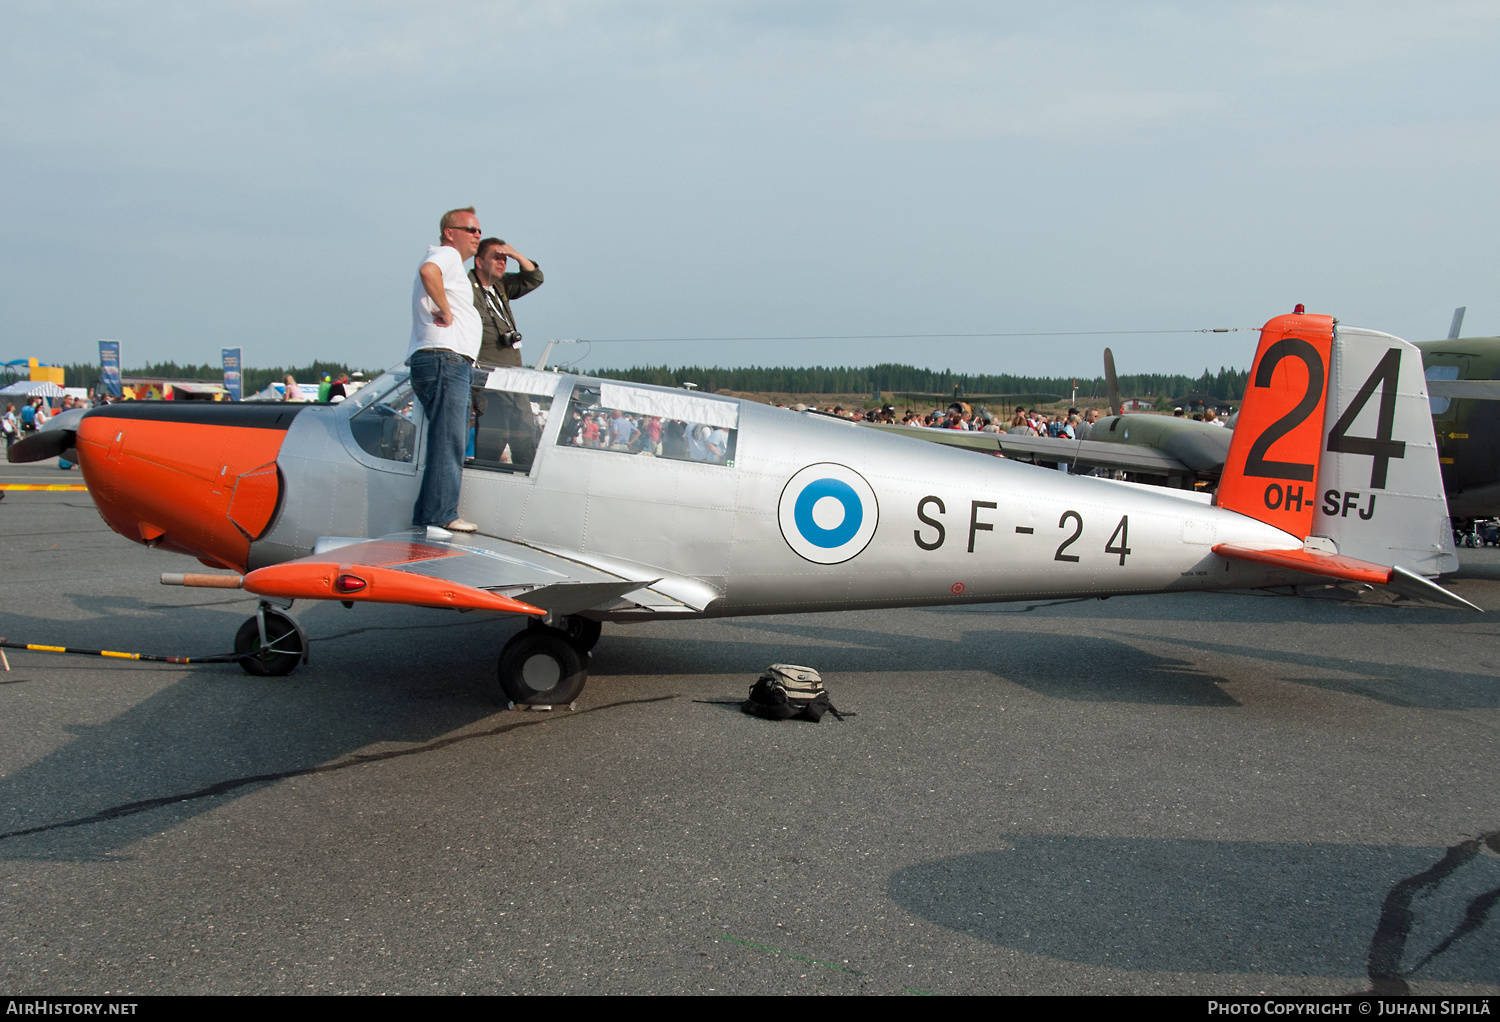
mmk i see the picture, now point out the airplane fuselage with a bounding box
[222,369,1311,620]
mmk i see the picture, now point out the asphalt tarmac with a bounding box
[1,467,1497,995]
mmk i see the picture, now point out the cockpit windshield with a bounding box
[349,374,419,463]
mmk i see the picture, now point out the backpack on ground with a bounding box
[741,664,849,722]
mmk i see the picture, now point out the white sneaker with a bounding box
[445,518,478,533]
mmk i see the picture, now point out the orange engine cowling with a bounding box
[75,403,303,572]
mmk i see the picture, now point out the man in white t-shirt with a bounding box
[408,206,485,531]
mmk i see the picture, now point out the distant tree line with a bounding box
[54,361,379,395]
[37,359,1249,403]
[589,363,1250,402]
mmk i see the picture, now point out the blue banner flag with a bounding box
[222,347,243,402]
[98,340,122,398]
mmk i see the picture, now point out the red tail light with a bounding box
[334,574,368,594]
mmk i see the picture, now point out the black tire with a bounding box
[498,631,588,705]
[527,614,603,652]
[234,611,303,677]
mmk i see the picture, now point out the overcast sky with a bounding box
[3,2,1496,377]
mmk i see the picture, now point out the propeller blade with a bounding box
[1448,306,1466,340]
[7,428,75,464]
[1104,347,1123,416]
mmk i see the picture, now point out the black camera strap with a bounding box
[472,269,517,347]
[483,287,513,332]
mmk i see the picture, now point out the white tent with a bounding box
[243,382,286,402]
[0,380,65,397]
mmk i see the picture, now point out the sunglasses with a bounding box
[448,225,482,235]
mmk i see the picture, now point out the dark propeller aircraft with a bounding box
[1416,308,1500,522]
[877,307,1500,527]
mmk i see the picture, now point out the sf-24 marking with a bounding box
[913,496,1132,565]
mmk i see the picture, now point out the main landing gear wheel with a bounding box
[527,614,603,653]
[234,609,304,677]
[498,631,589,706]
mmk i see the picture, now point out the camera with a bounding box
[500,330,522,347]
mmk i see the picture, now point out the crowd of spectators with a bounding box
[2,393,97,444]
[774,399,1105,440]
[2,394,98,465]
[557,404,734,465]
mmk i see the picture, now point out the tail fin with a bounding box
[1217,313,1458,577]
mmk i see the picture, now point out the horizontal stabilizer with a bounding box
[1213,543,1479,611]
[1384,564,1483,612]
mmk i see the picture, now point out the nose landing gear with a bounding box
[233,601,308,677]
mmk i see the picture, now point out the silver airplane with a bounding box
[9,311,1475,706]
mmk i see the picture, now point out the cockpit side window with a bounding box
[1426,362,1463,417]
[349,378,419,463]
[468,384,553,474]
[555,384,738,467]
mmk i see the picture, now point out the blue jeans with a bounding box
[408,349,473,527]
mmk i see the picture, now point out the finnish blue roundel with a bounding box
[778,463,879,564]
[793,478,863,548]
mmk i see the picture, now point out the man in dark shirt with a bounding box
[470,238,543,368]
[469,237,544,469]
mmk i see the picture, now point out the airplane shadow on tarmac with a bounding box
[0,593,1489,862]
[700,607,1499,712]
[888,831,1500,990]
[0,597,1244,863]
[676,619,1240,706]
[0,596,538,863]
[1108,632,1500,711]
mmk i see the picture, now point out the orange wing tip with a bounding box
[242,561,547,615]
[1213,543,1392,585]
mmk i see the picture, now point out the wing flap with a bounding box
[512,579,661,616]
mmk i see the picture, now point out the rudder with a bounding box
[1312,326,1457,577]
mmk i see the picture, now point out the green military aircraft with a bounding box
[1416,308,1500,523]
[867,308,1500,526]
[867,345,1231,488]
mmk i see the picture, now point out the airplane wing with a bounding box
[1426,379,1500,401]
[864,423,1195,476]
[220,529,715,618]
